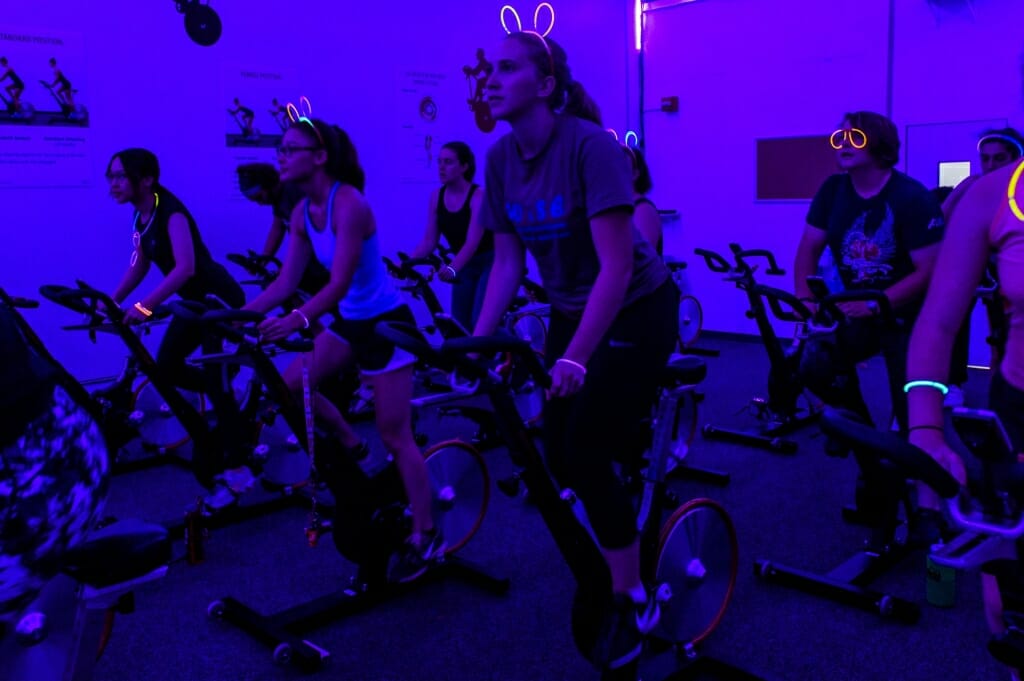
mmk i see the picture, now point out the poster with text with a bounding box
[0,26,89,188]
[220,64,298,200]
[399,68,447,185]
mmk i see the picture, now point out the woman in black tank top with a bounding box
[106,148,250,495]
[407,141,493,330]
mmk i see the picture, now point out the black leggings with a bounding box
[798,316,912,431]
[543,280,678,550]
[155,283,246,484]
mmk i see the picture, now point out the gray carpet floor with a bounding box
[89,336,1002,681]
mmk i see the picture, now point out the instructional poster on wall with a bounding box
[0,26,90,189]
[398,67,447,184]
[220,64,298,200]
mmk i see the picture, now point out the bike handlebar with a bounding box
[167,302,313,353]
[0,288,39,309]
[730,244,786,276]
[693,248,733,274]
[818,408,961,498]
[374,321,551,389]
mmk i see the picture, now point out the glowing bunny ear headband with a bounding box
[286,96,324,146]
[607,128,640,148]
[501,3,556,75]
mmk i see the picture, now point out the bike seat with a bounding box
[61,519,171,588]
[661,355,706,387]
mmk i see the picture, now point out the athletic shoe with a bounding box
[591,594,645,670]
[387,528,447,583]
[202,483,237,512]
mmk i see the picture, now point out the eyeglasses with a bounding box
[106,171,129,183]
[276,145,321,157]
[829,128,868,150]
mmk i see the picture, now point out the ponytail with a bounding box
[564,80,602,126]
[292,118,366,192]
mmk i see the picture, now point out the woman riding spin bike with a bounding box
[473,30,678,669]
[245,117,442,582]
[105,148,249,507]
[407,141,493,331]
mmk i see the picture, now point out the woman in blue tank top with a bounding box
[247,117,443,582]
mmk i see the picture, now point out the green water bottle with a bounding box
[926,544,956,608]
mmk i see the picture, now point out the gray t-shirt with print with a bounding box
[479,115,668,318]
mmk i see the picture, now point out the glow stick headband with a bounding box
[501,3,556,75]
[1009,160,1024,222]
[286,96,324,146]
[978,134,1024,158]
[608,128,640,162]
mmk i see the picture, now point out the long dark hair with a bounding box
[441,141,476,182]
[107,148,161,193]
[289,118,366,192]
[507,33,602,126]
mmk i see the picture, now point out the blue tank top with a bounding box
[304,182,402,320]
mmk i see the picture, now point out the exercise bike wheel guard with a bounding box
[678,295,703,349]
[423,439,490,554]
[653,498,738,646]
[131,378,206,451]
[510,311,547,356]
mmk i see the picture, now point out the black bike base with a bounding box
[753,552,920,624]
[163,486,316,542]
[209,556,510,672]
[702,425,799,454]
[668,463,731,487]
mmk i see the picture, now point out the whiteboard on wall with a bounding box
[755,135,838,201]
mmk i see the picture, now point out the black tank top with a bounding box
[136,190,243,304]
[436,184,493,254]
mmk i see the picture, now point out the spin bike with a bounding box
[193,307,502,672]
[752,290,934,623]
[40,282,208,473]
[375,322,754,680]
[694,244,820,453]
[818,407,1024,670]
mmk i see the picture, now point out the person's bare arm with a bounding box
[562,209,634,366]
[473,232,525,337]
[111,249,150,305]
[793,224,828,300]
[137,214,195,309]
[261,217,287,257]
[908,172,1002,438]
[247,202,312,314]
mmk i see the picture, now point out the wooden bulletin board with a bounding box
[756,135,838,201]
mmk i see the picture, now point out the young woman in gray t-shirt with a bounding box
[473,31,677,669]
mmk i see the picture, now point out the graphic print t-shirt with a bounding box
[479,115,667,318]
[806,172,945,316]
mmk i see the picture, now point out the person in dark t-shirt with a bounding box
[236,162,329,295]
[474,32,676,669]
[106,148,250,503]
[793,111,945,431]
